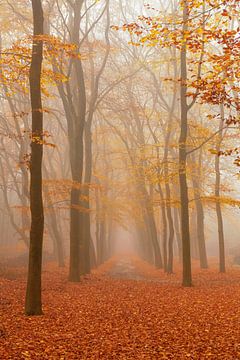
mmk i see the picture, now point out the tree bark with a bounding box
[80,119,92,275]
[68,0,86,281]
[215,105,225,273]
[158,184,168,271]
[191,173,208,268]
[179,0,192,287]
[25,0,44,315]
[173,207,182,261]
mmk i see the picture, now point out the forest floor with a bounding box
[1,256,240,359]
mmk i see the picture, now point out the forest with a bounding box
[0,0,240,358]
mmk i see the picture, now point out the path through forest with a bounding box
[106,257,147,280]
[1,256,240,359]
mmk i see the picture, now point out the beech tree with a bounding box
[178,0,192,286]
[0,0,239,308]
[25,0,44,315]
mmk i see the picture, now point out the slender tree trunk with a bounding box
[25,0,44,315]
[101,219,108,262]
[80,120,92,275]
[43,165,65,268]
[49,209,65,267]
[51,0,86,281]
[80,211,91,274]
[192,176,208,268]
[158,184,168,271]
[82,1,110,272]
[89,235,97,269]
[190,209,199,259]
[138,179,162,268]
[95,186,101,264]
[69,186,81,281]
[173,207,182,261]
[136,222,153,263]
[164,122,175,274]
[165,168,174,273]
[166,205,174,273]
[215,105,225,273]
[107,216,113,259]
[144,205,163,268]
[99,214,106,264]
[179,1,192,286]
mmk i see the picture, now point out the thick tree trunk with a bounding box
[68,0,86,281]
[179,1,192,287]
[25,0,44,315]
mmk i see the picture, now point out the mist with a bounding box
[0,0,240,358]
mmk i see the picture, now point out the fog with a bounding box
[1,0,240,358]
[0,0,239,334]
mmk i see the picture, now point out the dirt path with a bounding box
[106,257,147,280]
[105,256,178,284]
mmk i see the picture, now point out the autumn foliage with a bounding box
[1,256,240,359]
[0,0,240,357]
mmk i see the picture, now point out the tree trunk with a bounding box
[49,208,65,268]
[95,186,101,264]
[136,222,153,263]
[179,0,192,287]
[80,119,92,275]
[190,208,199,259]
[69,186,81,281]
[144,205,163,268]
[173,207,182,261]
[163,119,175,274]
[166,204,174,274]
[68,0,86,281]
[25,0,44,315]
[43,165,65,268]
[158,183,168,271]
[89,235,97,269]
[215,105,225,273]
[192,176,208,268]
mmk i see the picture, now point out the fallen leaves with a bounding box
[1,257,240,359]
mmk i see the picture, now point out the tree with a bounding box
[25,0,44,315]
[178,0,192,286]
[53,0,110,280]
[215,105,226,273]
